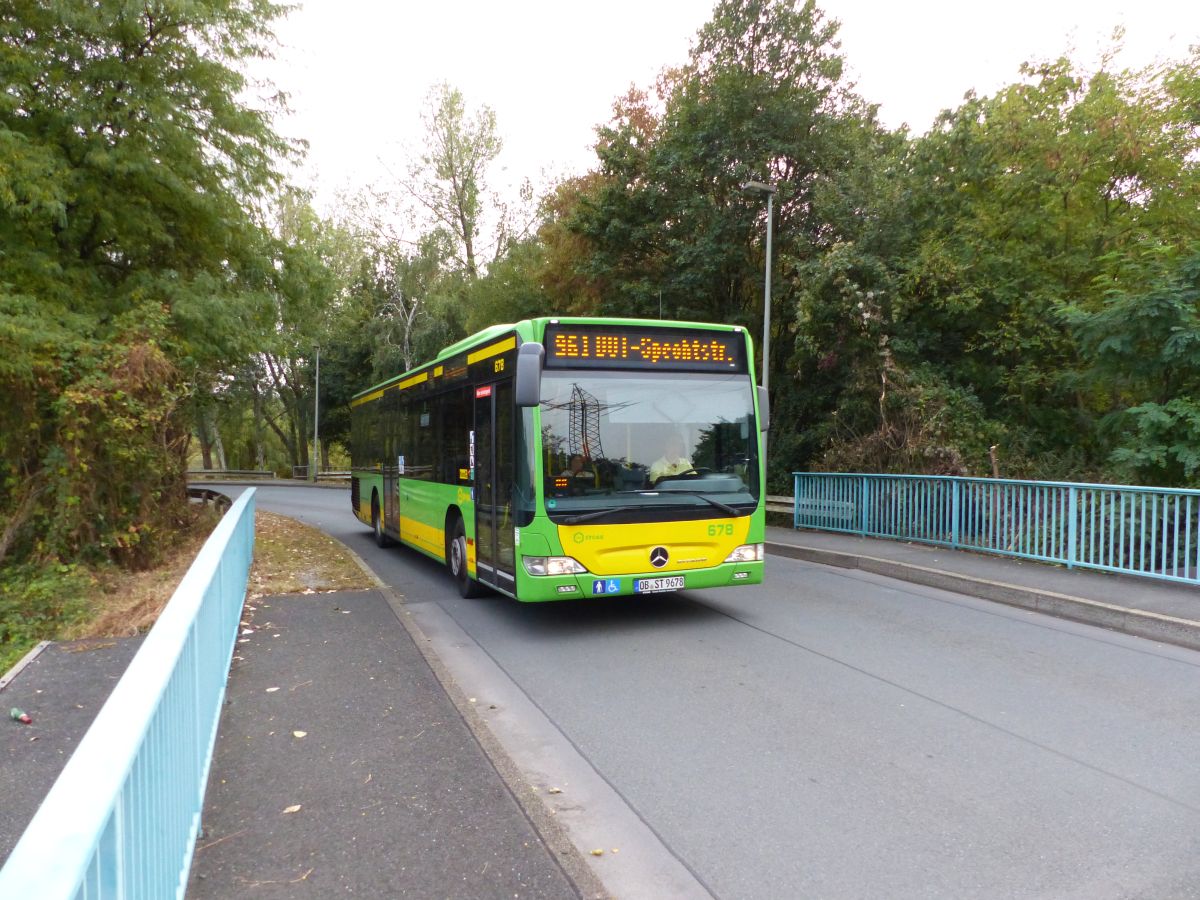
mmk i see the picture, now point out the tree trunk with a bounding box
[206,406,227,471]
[196,405,214,470]
[252,378,267,471]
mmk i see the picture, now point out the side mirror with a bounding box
[515,342,544,407]
[757,385,770,432]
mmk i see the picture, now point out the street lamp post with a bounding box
[744,180,775,394]
[311,345,320,483]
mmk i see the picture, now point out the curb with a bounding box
[0,641,51,693]
[767,541,1200,653]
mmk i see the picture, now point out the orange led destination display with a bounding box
[544,324,746,373]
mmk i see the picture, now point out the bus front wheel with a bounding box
[449,519,484,598]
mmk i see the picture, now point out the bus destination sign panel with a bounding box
[544,324,745,373]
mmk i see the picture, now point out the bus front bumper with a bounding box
[517,561,764,602]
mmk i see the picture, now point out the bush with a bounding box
[0,562,93,674]
[818,365,1009,476]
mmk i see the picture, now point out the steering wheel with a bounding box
[651,467,704,487]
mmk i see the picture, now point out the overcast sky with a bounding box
[254,1,1199,213]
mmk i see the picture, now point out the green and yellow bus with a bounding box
[349,317,768,600]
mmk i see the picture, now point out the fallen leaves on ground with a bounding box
[249,511,371,596]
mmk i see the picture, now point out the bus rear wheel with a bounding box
[449,518,484,598]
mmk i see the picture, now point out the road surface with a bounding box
[237,484,1200,899]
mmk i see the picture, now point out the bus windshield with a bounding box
[538,369,760,521]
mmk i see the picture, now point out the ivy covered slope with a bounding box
[0,1,295,656]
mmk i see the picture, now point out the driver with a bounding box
[649,434,693,484]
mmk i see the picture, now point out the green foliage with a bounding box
[461,239,557,334]
[551,6,1200,488]
[571,0,881,387]
[0,563,93,674]
[815,365,1010,477]
[1068,248,1200,484]
[1113,399,1200,485]
[0,0,292,571]
[892,52,1200,472]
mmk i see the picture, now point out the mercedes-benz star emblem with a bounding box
[649,546,669,568]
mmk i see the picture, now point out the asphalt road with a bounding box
[238,484,1200,899]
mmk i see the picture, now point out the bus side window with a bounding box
[442,386,472,484]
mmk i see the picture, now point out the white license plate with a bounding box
[634,576,684,593]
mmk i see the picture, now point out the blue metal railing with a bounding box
[793,473,1200,585]
[0,489,256,898]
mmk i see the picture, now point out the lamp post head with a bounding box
[743,180,776,195]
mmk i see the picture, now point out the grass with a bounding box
[0,506,372,675]
[246,510,372,598]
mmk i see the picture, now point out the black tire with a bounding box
[372,495,390,548]
[448,518,485,598]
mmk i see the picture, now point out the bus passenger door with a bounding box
[473,380,516,593]
[384,461,398,534]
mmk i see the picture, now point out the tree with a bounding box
[568,0,883,486]
[0,0,293,567]
[1067,248,1200,485]
[390,83,535,281]
[250,190,363,471]
[891,49,1200,475]
[461,238,557,333]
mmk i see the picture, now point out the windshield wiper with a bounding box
[654,491,741,516]
[559,507,620,525]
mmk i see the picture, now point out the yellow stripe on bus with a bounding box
[396,371,428,391]
[467,337,516,365]
[354,337,510,407]
[351,371,430,408]
[350,389,384,408]
[400,515,447,561]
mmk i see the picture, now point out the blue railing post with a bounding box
[951,478,961,549]
[1067,485,1078,570]
[793,473,800,530]
[859,476,869,536]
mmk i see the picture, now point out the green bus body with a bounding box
[349,317,767,601]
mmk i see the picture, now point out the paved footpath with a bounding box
[0,636,143,863]
[187,587,600,899]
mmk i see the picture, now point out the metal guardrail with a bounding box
[291,466,350,480]
[0,489,256,898]
[793,473,1200,585]
[765,494,793,514]
[187,469,276,479]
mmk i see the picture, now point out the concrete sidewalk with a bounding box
[187,588,602,899]
[0,636,144,864]
[767,526,1200,651]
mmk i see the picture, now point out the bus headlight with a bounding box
[522,556,588,576]
[723,544,764,563]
